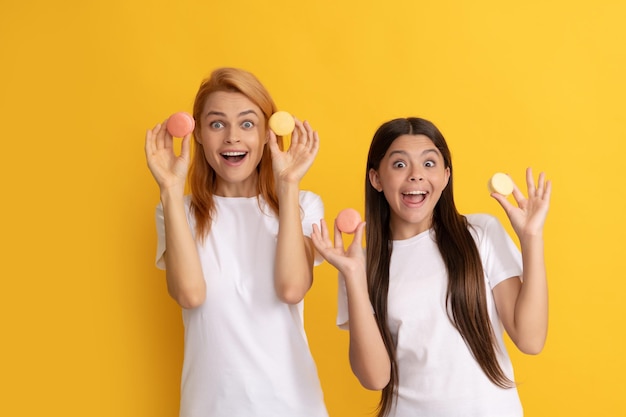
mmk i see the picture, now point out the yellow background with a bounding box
[1,0,624,416]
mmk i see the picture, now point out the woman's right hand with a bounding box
[311,218,367,278]
[144,121,191,194]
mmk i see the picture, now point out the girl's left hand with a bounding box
[491,167,552,238]
[268,118,320,184]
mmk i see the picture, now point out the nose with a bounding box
[224,129,240,144]
[409,169,424,182]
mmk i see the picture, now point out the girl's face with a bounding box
[369,134,450,240]
[196,91,268,197]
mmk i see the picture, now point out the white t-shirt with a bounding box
[156,191,328,417]
[337,214,524,417]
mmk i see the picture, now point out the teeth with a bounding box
[403,191,426,195]
[221,152,247,156]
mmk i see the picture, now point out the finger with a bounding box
[311,223,323,247]
[303,120,314,134]
[491,191,515,213]
[311,224,332,256]
[349,222,366,251]
[146,124,165,159]
[180,134,192,162]
[319,218,331,243]
[333,219,345,250]
[510,180,525,203]
[302,120,315,151]
[304,121,319,154]
[526,167,536,196]
[155,120,168,150]
[291,117,305,148]
[267,129,280,155]
[312,222,322,237]
[543,179,552,202]
[536,171,546,196]
[319,219,336,249]
[310,130,320,157]
[145,126,157,157]
[162,122,174,150]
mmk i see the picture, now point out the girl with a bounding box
[311,117,551,417]
[145,67,328,417]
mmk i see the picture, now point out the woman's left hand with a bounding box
[268,118,320,184]
[491,167,552,238]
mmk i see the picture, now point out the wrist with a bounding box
[160,187,186,205]
[519,232,545,251]
[342,264,367,284]
[275,179,300,198]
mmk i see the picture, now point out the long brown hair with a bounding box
[365,117,513,417]
[189,67,282,240]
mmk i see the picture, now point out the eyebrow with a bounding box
[205,109,259,118]
[388,148,441,158]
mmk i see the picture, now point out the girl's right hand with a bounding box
[144,121,192,194]
[311,218,367,278]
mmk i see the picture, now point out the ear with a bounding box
[444,166,451,188]
[369,168,383,192]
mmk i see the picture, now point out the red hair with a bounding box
[189,68,282,240]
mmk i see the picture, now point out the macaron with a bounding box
[268,111,295,136]
[488,172,514,196]
[336,208,362,234]
[166,111,195,137]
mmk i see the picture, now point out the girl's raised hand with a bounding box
[491,167,552,239]
[144,121,191,194]
[268,118,319,185]
[311,218,367,277]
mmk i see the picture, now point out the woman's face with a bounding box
[196,91,268,197]
[369,134,450,240]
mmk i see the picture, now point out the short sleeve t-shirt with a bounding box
[156,191,328,417]
[337,213,524,417]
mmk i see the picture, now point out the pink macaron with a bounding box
[166,111,195,137]
[336,208,362,234]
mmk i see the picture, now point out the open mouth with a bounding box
[221,151,248,163]
[402,190,427,204]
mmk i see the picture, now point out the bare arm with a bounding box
[274,181,315,303]
[146,122,206,309]
[312,220,391,390]
[270,119,319,304]
[492,168,551,354]
[344,268,391,390]
[160,191,206,309]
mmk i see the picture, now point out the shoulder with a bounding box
[465,213,508,243]
[466,213,519,255]
[466,213,501,230]
[298,190,324,208]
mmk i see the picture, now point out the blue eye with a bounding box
[210,121,224,129]
[241,121,254,129]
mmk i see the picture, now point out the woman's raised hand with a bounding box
[268,118,320,185]
[144,121,191,194]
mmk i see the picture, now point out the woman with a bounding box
[145,67,328,417]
